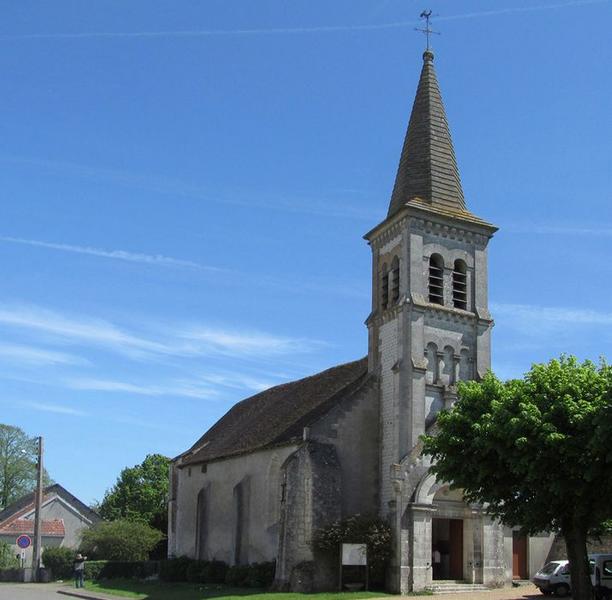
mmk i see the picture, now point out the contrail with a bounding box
[0,235,219,271]
[0,0,607,41]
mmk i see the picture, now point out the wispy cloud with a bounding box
[492,302,612,327]
[0,304,171,359]
[0,0,605,41]
[505,224,612,237]
[0,303,321,362]
[24,401,88,416]
[195,371,276,393]
[0,236,216,271]
[0,343,88,366]
[178,326,321,357]
[64,377,219,399]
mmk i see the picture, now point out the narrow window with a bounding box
[391,256,400,304]
[428,254,444,305]
[381,263,389,310]
[452,259,467,310]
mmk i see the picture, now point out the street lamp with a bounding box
[30,436,43,582]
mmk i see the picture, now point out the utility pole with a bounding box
[31,436,43,582]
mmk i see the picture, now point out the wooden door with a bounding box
[512,532,528,579]
[449,519,464,580]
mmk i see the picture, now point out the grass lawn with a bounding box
[83,581,398,600]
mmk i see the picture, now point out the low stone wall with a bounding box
[547,535,612,561]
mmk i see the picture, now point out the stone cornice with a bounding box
[411,216,490,248]
[366,296,494,329]
[364,202,497,246]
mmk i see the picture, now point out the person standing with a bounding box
[73,553,87,588]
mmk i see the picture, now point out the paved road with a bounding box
[0,583,64,599]
[0,583,115,600]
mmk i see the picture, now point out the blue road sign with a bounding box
[16,535,31,549]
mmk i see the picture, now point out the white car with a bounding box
[532,560,572,597]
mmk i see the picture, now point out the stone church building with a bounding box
[168,50,555,593]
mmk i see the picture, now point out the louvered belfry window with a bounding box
[391,256,400,304]
[428,254,444,305]
[381,263,389,310]
[452,259,467,310]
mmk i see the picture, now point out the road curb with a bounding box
[57,590,119,600]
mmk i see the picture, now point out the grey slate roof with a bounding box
[388,50,467,218]
[0,484,101,524]
[180,357,369,466]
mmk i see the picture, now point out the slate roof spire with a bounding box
[387,50,467,218]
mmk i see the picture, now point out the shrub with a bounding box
[80,520,164,561]
[159,556,192,582]
[0,542,18,569]
[42,547,75,579]
[84,560,106,581]
[245,562,275,587]
[225,562,275,588]
[206,560,228,584]
[225,564,249,586]
[83,560,159,580]
[313,514,392,588]
[186,560,209,583]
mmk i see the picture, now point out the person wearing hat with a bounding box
[73,553,87,588]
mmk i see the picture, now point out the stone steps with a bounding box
[426,580,491,594]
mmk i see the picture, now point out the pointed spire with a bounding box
[388,50,466,218]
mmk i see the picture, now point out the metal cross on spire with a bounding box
[415,9,440,51]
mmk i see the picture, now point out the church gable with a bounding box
[179,357,368,467]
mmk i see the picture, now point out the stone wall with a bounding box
[170,444,298,563]
[275,441,342,592]
[310,379,379,517]
[547,534,612,561]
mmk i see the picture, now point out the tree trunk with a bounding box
[562,518,593,600]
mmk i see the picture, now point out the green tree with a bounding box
[98,454,170,532]
[0,424,51,510]
[423,356,612,600]
[80,519,164,561]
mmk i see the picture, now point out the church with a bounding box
[168,48,556,593]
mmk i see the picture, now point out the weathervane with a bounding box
[415,9,440,51]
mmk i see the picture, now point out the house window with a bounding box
[381,263,389,310]
[391,256,400,304]
[452,259,467,310]
[429,254,444,305]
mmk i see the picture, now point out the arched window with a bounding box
[428,254,444,305]
[381,263,389,310]
[452,260,467,310]
[391,256,400,304]
[195,486,209,560]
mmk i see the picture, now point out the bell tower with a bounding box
[365,49,498,515]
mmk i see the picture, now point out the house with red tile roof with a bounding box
[0,484,101,567]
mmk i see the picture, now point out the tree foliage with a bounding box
[0,424,51,511]
[422,356,612,600]
[98,454,170,532]
[80,519,164,562]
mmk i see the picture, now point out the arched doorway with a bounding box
[431,486,466,581]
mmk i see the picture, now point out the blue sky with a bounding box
[1,0,611,505]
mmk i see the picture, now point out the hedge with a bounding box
[80,560,157,580]
[43,547,75,579]
[161,557,274,587]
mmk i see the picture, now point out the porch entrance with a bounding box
[512,532,528,579]
[432,518,463,580]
